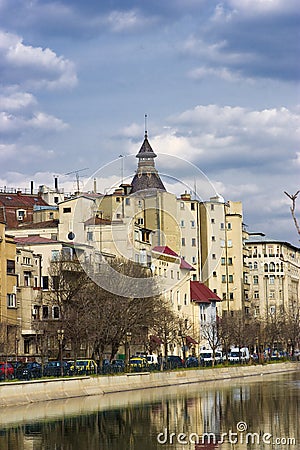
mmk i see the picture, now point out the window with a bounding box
[212,253,216,260]
[227,223,232,230]
[137,217,144,225]
[248,262,252,270]
[87,231,93,241]
[220,222,224,229]
[42,276,49,290]
[52,276,59,291]
[177,272,180,280]
[254,291,259,299]
[181,237,186,246]
[222,275,226,283]
[269,275,275,285]
[7,293,16,308]
[42,306,49,319]
[228,274,233,283]
[180,220,185,227]
[63,207,71,213]
[220,239,225,248]
[171,270,174,279]
[211,204,214,211]
[191,220,195,228]
[34,277,38,288]
[125,198,130,205]
[228,257,233,265]
[192,256,196,264]
[54,196,59,204]
[191,203,195,211]
[24,271,30,287]
[180,202,185,209]
[227,240,232,248]
[51,250,59,261]
[211,218,215,224]
[184,294,187,305]
[221,257,226,265]
[164,269,167,278]
[191,238,196,247]
[17,209,26,221]
[269,262,275,272]
[269,290,275,299]
[229,292,234,300]
[53,306,60,319]
[253,275,259,285]
[7,259,15,274]
[270,305,276,315]
[253,261,258,270]
[213,271,217,277]
[116,197,121,202]
[222,293,226,300]
[49,212,54,219]
[24,339,30,354]
[245,306,250,315]
[254,306,260,317]
[212,236,216,242]
[62,247,73,260]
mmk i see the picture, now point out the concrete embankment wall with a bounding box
[0,362,298,407]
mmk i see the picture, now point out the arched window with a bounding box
[269,262,275,272]
[254,261,258,270]
[264,263,268,272]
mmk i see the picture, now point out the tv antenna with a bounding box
[65,168,89,193]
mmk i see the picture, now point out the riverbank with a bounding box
[0,361,299,407]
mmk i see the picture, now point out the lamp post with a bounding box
[57,329,64,376]
[126,331,132,371]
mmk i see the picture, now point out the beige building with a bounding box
[245,236,300,318]
[199,196,249,315]
[0,221,18,358]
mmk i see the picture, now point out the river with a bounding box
[0,371,299,449]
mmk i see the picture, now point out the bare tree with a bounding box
[200,320,221,366]
[284,190,300,236]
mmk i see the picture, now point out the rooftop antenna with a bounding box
[65,168,89,194]
[144,113,148,138]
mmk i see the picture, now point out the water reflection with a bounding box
[0,372,299,450]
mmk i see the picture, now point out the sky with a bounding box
[0,0,299,245]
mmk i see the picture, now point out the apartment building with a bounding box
[199,196,249,314]
[245,235,300,318]
[0,221,18,357]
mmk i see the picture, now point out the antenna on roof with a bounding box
[65,168,89,194]
[144,113,148,138]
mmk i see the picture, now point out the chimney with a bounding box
[93,178,97,194]
[54,176,58,192]
[30,181,34,195]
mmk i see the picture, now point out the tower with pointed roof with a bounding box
[131,131,166,193]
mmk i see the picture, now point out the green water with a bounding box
[0,371,299,449]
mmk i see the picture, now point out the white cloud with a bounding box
[105,9,153,33]
[0,90,36,110]
[0,30,77,90]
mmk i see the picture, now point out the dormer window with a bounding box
[17,209,26,221]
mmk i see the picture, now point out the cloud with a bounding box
[184,0,300,82]
[0,30,77,90]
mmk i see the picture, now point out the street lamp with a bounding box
[57,329,64,376]
[126,331,132,369]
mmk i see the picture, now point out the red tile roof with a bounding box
[152,246,178,257]
[190,281,221,304]
[11,220,58,229]
[0,193,48,207]
[14,236,58,245]
[152,246,195,271]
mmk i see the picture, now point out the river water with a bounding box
[0,371,299,450]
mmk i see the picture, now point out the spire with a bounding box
[130,117,166,194]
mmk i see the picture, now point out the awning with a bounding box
[186,335,198,345]
[150,335,162,345]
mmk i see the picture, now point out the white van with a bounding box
[199,349,223,366]
[147,354,158,365]
[228,347,250,364]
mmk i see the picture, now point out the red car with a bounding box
[0,362,14,380]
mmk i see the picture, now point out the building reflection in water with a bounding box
[0,372,299,450]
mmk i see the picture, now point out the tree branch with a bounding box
[284,190,300,236]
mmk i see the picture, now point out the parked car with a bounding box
[43,361,71,377]
[228,347,250,364]
[185,356,199,368]
[199,350,223,366]
[72,359,97,375]
[129,357,148,370]
[15,362,42,380]
[165,356,184,369]
[0,362,14,380]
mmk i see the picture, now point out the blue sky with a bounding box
[0,0,299,244]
